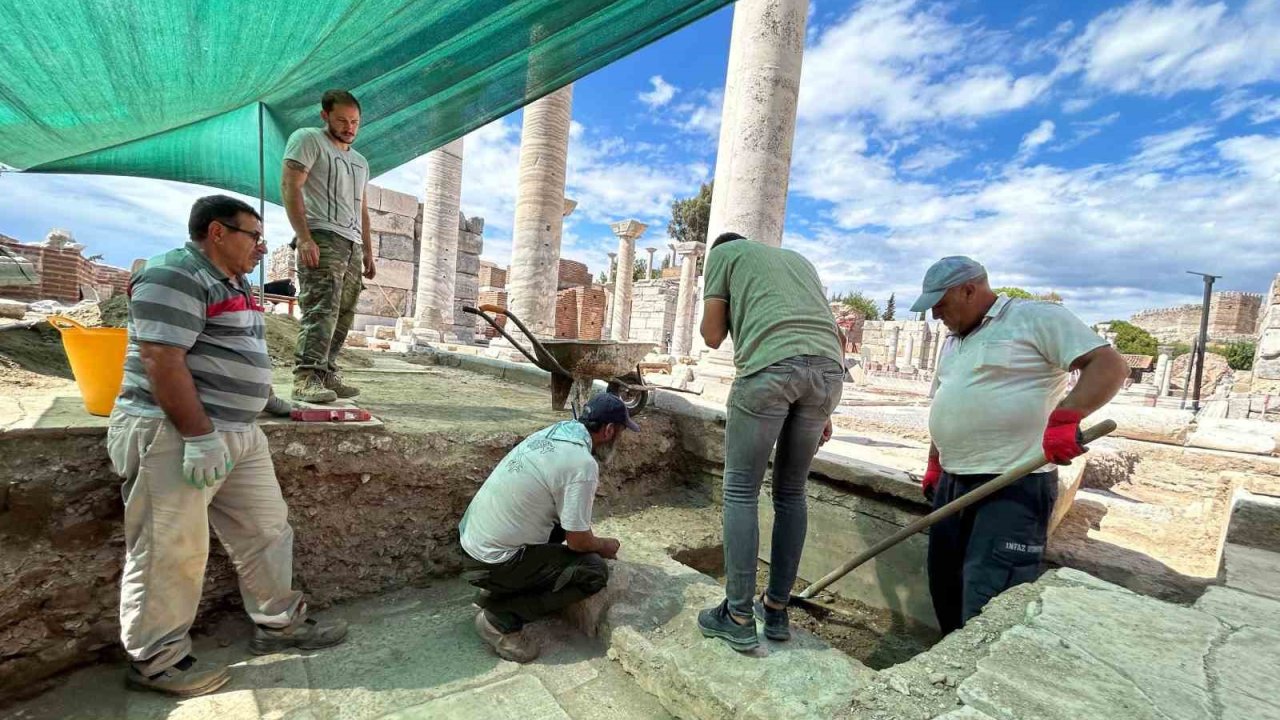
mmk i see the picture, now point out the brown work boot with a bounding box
[292,373,337,404]
[474,611,539,663]
[321,370,360,399]
[249,617,349,655]
[125,655,230,697]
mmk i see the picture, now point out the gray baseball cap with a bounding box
[909,256,987,313]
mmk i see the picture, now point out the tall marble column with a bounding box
[609,220,646,341]
[607,252,618,283]
[507,84,573,337]
[692,0,809,367]
[413,138,464,340]
[887,325,901,372]
[904,331,916,371]
[667,243,678,270]
[645,247,658,280]
[1155,348,1173,397]
[671,241,706,357]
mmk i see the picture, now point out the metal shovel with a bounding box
[789,419,1117,612]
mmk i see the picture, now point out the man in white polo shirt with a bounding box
[459,393,636,662]
[912,257,1127,633]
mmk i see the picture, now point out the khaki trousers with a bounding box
[107,412,304,675]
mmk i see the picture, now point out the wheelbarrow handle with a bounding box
[460,305,574,380]
[794,419,1117,602]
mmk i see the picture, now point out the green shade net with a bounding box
[0,0,731,203]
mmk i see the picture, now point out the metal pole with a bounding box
[1187,271,1220,413]
[257,103,266,308]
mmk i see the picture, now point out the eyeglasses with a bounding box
[216,220,266,246]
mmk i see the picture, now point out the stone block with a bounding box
[388,341,412,353]
[456,253,480,276]
[1188,418,1279,455]
[372,259,415,290]
[378,234,415,262]
[364,184,383,212]
[458,231,482,257]
[0,299,28,318]
[345,332,367,348]
[356,286,408,317]
[1095,404,1194,445]
[373,325,397,341]
[378,188,419,218]
[394,317,416,339]
[368,211,416,236]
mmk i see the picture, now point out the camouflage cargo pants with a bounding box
[294,229,363,375]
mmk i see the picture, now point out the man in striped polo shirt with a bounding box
[695,232,846,652]
[108,196,347,697]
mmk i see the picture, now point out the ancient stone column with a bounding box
[607,252,618,283]
[671,241,706,356]
[887,325,901,372]
[645,247,658,280]
[413,138,464,340]
[668,243,678,269]
[1155,350,1173,397]
[904,331,916,371]
[610,220,647,341]
[692,0,808,366]
[507,84,574,337]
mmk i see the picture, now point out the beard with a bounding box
[591,437,618,464]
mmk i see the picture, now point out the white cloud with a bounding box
[1131,124,1216,169]
[1215,89,1280,124]
[1069,0,1280,96]
[797,0,1054,126]
[900,145,964,175]
[672,88,724,138]
[1218,134,1280,179]
[1016,120,1057,160]
[638,76,679,108]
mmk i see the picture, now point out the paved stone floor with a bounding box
[1,580,672,720]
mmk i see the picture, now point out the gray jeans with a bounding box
[722,355,844,618]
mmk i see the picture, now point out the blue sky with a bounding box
[2,0,1278,323]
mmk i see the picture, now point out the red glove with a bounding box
[1043,408,1086,464]
[921,454,942,501]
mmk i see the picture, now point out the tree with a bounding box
[1103,320,1157,357]
[883,293,896,321]
[994,286,1063,303]
[831,291,880,320]
[1224,341,1255,371]
[632,258,648,282]
[668,181,713,244]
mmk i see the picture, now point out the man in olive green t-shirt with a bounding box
[695,232,845,652]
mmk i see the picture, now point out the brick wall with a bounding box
[551,285,608,341]
[0,236,131,303]
[477,289,508,338]
[555,289,579,338]
[479,261,506,289]
[557,259,591,290]
[628,279,679,348]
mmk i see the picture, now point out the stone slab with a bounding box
[380,675,569,720]
[1225,490,1280,551]
[377,188,420,219]
[1221,543,1280,600]
[1095,404,1194,445]
[457,253,480,276]
[371,259,415,290]
[458,232,483,257]
[1194,586,1280,632]
[378,234,415,262]
[368,211,415,236]
[1213,626,1280,720]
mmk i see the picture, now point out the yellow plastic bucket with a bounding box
[48,315,128,417]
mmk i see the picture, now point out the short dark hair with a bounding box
[322,89,361,113]
[711,232,745,249]
[189,195,261,241]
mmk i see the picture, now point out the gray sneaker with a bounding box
[249,617,349,655]
[697,599,759,652]
[754,594,791,641]
[125,655,230,697]
[474,611,540,663]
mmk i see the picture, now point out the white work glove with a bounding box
[183,432,232,488]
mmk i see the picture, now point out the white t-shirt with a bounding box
[460,421,599,564]
[929,296,1107,475]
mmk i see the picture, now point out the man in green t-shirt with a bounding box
[695,232,845,652]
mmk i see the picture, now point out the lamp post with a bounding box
[1187,270,1221,413]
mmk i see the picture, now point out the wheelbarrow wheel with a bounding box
[608,374,649,414]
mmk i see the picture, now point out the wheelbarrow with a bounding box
[463,305,657,414]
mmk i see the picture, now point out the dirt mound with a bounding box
[0,322,73,386]
[98,294,129,328]
[264,313,371,369]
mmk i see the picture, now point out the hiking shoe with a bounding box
[249,617,349,655]
[125,655,230,697]
[322,371,360,399]
[292,373,337,404]
[697,599,759,652]
[755,594,791,641]
[474,611,539,663]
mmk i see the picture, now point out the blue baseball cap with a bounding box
[580,393,641,431]
[909,256,987,313]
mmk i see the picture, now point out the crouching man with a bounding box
[459,394,636,662]
[108,196,347,697]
